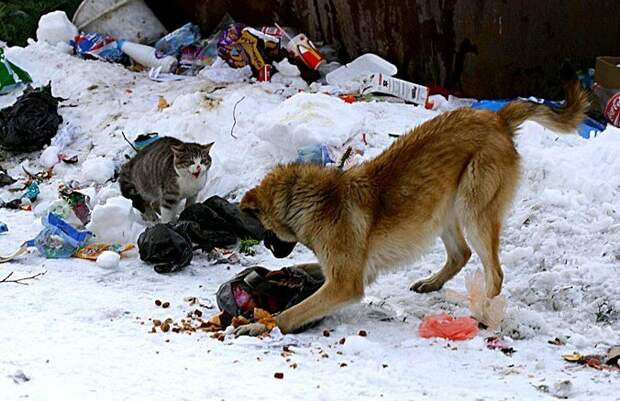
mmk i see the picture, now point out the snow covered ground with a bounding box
[1,42,619,401]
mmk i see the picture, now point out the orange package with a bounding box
[419,313,479,341]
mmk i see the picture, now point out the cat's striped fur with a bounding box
[119,137,213,222]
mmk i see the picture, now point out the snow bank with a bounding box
[255,92,363,160]
[86,196,145,243]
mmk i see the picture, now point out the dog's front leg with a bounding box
[276,254,366,333]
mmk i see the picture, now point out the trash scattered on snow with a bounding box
[75,243,134,260]
[29,213,92,258]
[0,84,62,152]
[445,269,507,330]
[0,166,16,187]
[121,41,177,73]
[72,0,167,45]
[485,336,516,355]
[1,182,40,210]
[326,53,397,91]
[419,313,479,341]
[361,73,429,106]
[155,22,201,58]
[216,263,324,320]
[0,48,32,95]
[561,345,620,370]
[71,33,127,63]
[0,222,7,234]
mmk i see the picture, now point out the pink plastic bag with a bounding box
[419,313,479,341]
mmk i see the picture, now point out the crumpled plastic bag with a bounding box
[0,84,62,152]
[445,269,507,330]
[137,222,237,273]
[216,263,325,318]
[71,33,127,63]
[419,313,479,341]
[0,48,32,95]
[26,213,92,259]
[180,195,300,257]
[138,223,193,273]
[155,22,201,58]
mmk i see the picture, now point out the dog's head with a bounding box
[240,175,298,244]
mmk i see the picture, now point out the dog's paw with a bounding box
[233,322,268,337]
[410,276,444,293]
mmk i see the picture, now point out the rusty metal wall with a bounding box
[147,0,620,99]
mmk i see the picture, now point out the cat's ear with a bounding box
[202,142,214,153]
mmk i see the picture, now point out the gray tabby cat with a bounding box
[119,137,214,223]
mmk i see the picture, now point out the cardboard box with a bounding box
[361,73,429,105]
[595,56,620,89]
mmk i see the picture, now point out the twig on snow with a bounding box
[0,271,46,285]
[230,96,247,139]
[121,131,138,152]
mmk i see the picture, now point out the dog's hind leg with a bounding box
[411,216,471,293]
[458,150,519,297]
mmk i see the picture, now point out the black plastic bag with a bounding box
[138,224,194,273]
[179,196,297,258]
[0,84,63,152]
[216,263,325,318]
[0,166,16,187]
[203,195,265,240]
[179,203,232,234]
[138,222,238,274]
[174,221,237,251]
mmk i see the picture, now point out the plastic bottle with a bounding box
[120,41,177,73]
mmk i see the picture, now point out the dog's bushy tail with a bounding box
[498,79,589,135]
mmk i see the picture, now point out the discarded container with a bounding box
[603,90,620,127]
[72,0,167,44]
[155,22,201,58]
[286,33,324,70]
[0,48,32,95]
[595,56,620,89]
[326,53,397,88]
[361,73,429,106]
[72,33,127,63]
[121,41,177,73]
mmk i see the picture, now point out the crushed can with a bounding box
[604,91,620,127]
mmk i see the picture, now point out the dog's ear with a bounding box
[240,187,260,214]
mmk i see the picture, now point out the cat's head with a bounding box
[171,142,214,179]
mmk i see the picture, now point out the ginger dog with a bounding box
[240,80,588,333]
